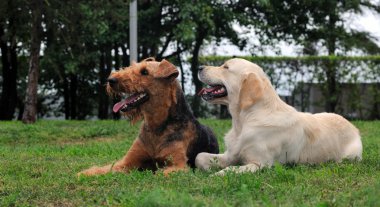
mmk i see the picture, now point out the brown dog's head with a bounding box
[107,58,179,122]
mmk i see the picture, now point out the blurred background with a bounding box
[0,0,379,122]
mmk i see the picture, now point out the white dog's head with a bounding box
[198,58,272,110]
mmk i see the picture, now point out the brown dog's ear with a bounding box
[239,73,264,110]
[154,59,179,80]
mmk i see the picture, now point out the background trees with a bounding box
[240,0,380,112]
[0,0,29,120]
[0,0,379,121]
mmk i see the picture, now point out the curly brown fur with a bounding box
[78,58,219,176]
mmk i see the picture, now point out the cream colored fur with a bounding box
[195,58,362,175]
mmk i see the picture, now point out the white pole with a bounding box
[129,0,138,63]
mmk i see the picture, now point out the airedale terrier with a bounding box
[78,58,219,176]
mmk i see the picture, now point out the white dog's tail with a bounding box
[343,134,363,161]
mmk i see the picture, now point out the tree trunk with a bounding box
[176,51,185,93]
[63,77,70,119]
[120,44,129,66]
[22,0,43,124]
[370,83,380,120]
[0,25,18,120]
[324,11,338,113]
[98,46,112,119]
[190,30,205,117]
[17,97,24,120]
[69,73,78,119]
[98,50,107,119]
[324,60,337,112]
[219,105,230,119]
[112,44,121,120]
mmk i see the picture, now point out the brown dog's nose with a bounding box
[199,65,205,71]
[107,78,118,87]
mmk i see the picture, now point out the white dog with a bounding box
[195,58,362,175]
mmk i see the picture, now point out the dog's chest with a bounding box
[140,123,193,154]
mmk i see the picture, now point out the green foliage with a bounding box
[242,0,380,55]
[1,0,380,120]
[0,120,379,206]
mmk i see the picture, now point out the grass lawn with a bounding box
[0,119,379,206]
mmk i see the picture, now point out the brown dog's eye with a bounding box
[141,69,149,75]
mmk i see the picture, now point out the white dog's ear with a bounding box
[154,59,179,80]
[239,73,264,110]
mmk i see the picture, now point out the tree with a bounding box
[168,0,248,117]
[22,0,43,123]
[240,0,380,112]
[0,0,29,120]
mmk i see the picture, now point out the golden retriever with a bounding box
[195,58,362,175]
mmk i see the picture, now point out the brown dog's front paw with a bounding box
[77,165,111,177]
[162,166,188,176]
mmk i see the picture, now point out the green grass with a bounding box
[0,120,379,206]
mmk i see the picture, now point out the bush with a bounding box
[198,56,380,120]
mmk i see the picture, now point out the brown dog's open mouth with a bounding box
[198,85,227,101]
[113,92,149,113]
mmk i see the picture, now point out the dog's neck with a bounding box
[228,86,293,135]
[142,82,193,131]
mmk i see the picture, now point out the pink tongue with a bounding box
[198,86,221,96]
[113,100,127,113]
[205,87,220,92]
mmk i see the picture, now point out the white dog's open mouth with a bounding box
[198,85,228,101]
[113,92,149,113]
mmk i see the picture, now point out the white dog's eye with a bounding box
[223,65,229,69]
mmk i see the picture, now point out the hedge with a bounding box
[198,56,380,120]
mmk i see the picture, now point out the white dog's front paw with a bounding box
[213,169,227,176]
[195,152,213,171]
[213,167,236,176]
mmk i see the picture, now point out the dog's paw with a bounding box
[77,166,109,177]
[77,168,96,177]
[212,166,239,176]
[213,170,227,176]
[195,153,219,171]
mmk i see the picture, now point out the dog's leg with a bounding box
[214,162,261,176]
[195,153,230,171]
[160,143,189,176]
[78,139,149,176]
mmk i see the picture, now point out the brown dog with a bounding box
[78,58,219,176]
